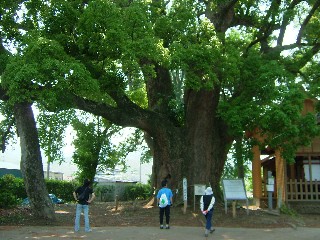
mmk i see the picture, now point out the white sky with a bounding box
[0,143,152,183]
[0,125,152,183]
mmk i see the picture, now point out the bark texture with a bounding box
[14,102,55,220]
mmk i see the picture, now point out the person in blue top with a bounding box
[157,179,173,229]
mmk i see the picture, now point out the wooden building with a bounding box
[251,99,320,209]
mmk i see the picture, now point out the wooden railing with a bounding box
[287,179,320,201]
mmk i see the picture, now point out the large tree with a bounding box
[14,102,56,219]
[1,0,320,204]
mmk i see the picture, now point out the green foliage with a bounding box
[256,85,320,163]
[123,183,153,201]
[223,138,253,193]
[0,174,26,199]
[72,114,126,182]
[0,102,16,150]
[0,174,26,208]
[301,58,320,98]
[0,174,78,208]
[94,183,152,202]
[0,192,18,209]
[45,179,78,202]
[94,185,115,202]
[1,0,320,196]
[37,107,75,166]
[280,204,298,217]
[2,38,100,107]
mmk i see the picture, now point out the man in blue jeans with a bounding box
[200,187,215,237]
[157,179,173,229]
[73,179,95,233]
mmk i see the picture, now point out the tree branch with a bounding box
[205,0,238,33]
[277,0,303,47]
[71,93,175,137]
[1,117,15,153]
[245,1,281,53]
[296,0,320,44]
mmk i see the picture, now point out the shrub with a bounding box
[0,174,25,208]
[46,179,78,202]
[0,174,79,208]
[123,183,152,201]
[280,204,298,216]
[95,185,115,202]
[0,192,18,209]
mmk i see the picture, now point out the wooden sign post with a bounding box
[193,184,206,211]
[222,179,249,216]
[183,178,187,214]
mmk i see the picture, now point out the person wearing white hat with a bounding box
[200,187,215,237]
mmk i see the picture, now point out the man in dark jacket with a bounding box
[73,178,95,232]
[200,187,215,237]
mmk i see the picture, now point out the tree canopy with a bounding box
[1,0,320,207]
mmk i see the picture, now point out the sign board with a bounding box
[222,179,248,215]
[183,178,187,201]
[268,177,274,185]
[193,184,206,211]
[266,184,274,192]
[183,178,187,214]
[222,179,247,200]
[194,184,206,195]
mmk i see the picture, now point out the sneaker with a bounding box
[160,225,164,229]
[85,229,92,232]
[165,225,170,229]
[205,233,208,237]
[210,228,215,233]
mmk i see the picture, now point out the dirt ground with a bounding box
[1,200,320,229]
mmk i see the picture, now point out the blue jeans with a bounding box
[205,209,213,230]
[74,204,91,232]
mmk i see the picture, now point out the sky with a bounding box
[0,126,153,184]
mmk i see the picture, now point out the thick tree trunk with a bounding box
[14,102,55,220]
[149,89,232,205]
[235,137,245,179]
[184,89,232,200]
[151,126,184,193]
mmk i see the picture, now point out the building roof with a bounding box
[0,168,22,178]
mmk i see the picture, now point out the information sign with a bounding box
[183,178,187,201]
[222,179,249,215]
[194,184,206,196]
[222,179,247,200]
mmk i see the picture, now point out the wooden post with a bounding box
[133,198,137,211]
[275,149,286,208]
[232,201,236,218]
[183,178,187,214]
[115,195,119,211]
[252,145,262,207]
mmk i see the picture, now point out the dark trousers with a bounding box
[205,209,213,230]
[159,205,170,225]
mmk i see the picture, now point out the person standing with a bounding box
[157,179,173,229]
[200,186,215,237]
[73,178,95,233]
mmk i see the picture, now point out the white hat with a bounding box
[205,187,213,195]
